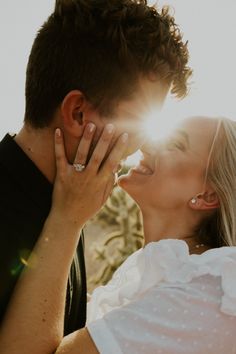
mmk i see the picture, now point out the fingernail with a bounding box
[106,124,115,134]
[112,166,119,174]
[121,133,129,143]
[88,123,96,133]
[56,128,61,138]
[113,172,118,184]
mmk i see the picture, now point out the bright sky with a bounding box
[157,0,236,120]
[0,1,236,164]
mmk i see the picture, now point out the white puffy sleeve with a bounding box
[86,240,236,354]
[87,278,236,354]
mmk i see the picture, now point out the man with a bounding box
[0,0,191,338]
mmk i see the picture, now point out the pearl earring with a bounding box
[191,198,197,204]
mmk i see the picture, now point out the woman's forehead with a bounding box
[178,117,218,142]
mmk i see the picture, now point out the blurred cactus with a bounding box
[88,185,144,288]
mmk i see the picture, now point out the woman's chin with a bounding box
[118,173,151,211]
[118,168,136,187]
[117,173,130,190]
[118,167,149,196]
[118,177,138,202]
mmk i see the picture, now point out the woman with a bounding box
[1,116,236,353]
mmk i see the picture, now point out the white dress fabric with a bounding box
[86,239,236,354]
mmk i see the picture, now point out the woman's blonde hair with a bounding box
[199,118,236,247]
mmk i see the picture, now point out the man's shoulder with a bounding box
[0,133,16,159]
[0,134,19,186]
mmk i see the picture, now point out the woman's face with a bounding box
[118,117,219,212]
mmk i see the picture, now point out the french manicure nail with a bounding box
[56,128,61,137]
[121,133,129,142]
[88,123,96,133]
[106,124,115,134]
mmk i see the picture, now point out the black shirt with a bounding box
[0,134,87,335]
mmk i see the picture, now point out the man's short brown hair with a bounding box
[24,0,192,128]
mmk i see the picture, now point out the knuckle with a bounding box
[85,163,93,173]
[57,170,66,182]
[102,133,112,142]
[107,159,115,170]
[92,154,100,164]
[56,154,63,163]
[76,152,85,162]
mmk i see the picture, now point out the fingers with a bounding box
[55,124,128,181]
[87,124,116,172]
[102,175,117,203]
[74,123,96,165]
[100,133,129,176]
[54,129,67,173]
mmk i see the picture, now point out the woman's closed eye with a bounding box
[166,139,187,152]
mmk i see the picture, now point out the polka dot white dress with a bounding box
[86,239,236,354]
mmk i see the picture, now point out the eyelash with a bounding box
[166,140,186,152]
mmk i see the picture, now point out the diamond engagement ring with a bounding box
[73,163,86,172]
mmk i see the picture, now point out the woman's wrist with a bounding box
[45,208,84,239]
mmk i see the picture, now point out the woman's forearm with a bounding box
[0,126,129,354]
[0,212,82,354]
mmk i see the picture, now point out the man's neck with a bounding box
[14,124,56,184]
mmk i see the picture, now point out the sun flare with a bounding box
[142,109,179,143]
[125,110,181,166]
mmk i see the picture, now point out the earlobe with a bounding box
[188,197,200,210]
[190,198,197,205]
[189,192,219,211]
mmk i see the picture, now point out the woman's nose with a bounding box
[141,140,163,154]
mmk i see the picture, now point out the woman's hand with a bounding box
[51,123,129,228]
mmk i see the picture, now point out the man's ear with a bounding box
[189,190,220,211]
[60,90,87,138]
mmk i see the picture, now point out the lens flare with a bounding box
[125,110,181,166]
[142,109,179,143]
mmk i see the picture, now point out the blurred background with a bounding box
[1,0,236,140]
[1,0,236,291]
